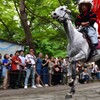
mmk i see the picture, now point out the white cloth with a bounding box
[91,65,98,73]
[87,26,98,44]
[81,72,89,79]
[19,55,25,65]
[25,54,36,65]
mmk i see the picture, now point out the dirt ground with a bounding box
[0,82,100,100]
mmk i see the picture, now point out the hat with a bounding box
[78,0,93,12]
[78,0,93,7]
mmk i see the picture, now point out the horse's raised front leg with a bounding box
[70,50,86,62]
[65,61,76,99]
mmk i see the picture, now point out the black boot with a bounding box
[91,45,98,56]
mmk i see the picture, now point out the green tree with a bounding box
[0,0,78,57]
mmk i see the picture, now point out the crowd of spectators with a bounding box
[76,61,99,84]
[0,48,100,90]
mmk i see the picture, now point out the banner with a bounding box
[0,40,24,57]
[92,0,100,35]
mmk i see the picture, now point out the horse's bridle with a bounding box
[61,11,71,21]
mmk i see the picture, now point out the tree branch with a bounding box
[25,6,61,29]
[0,18,13,36]
[13,0,21,19]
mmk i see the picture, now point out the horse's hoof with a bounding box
[68,79,74,87]
[65,93,72,99]
[72,90,75,94]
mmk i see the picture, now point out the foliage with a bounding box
[0,0,78,57]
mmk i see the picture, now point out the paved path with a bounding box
[0,82,100,100]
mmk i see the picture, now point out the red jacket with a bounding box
[75,11,97,27]
[11,55,21,71]
[92,0,100,35]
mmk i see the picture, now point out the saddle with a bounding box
[96,40,100,49]
[80,28,93,48]
[82,29,100,50]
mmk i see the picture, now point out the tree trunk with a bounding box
[19,0,35,51]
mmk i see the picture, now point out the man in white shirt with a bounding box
[91,62,98,79]
[17,50,26,88]
[24,49,37,89]
[19,50,26,66]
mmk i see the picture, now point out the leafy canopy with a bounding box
[0,0,78,57]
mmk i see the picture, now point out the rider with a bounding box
[75,0,98,56]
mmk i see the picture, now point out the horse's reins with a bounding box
[61,11,71,21]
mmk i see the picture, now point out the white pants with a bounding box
[87,26,98,45]
[78,26,98,45]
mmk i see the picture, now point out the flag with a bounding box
[92,0,100,35]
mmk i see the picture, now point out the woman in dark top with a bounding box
[42,54,49,86]
[36,53,43,87]
[53,64,61,85]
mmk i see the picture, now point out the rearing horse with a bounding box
[52,6,100,98]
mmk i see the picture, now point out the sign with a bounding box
[0,40,24,57]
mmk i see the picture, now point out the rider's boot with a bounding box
[91,44,98,56]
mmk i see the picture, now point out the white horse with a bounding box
[52,6,100,98]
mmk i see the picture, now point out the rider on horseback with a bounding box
[75,0,98,56]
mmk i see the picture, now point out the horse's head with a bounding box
[52,6,71,22]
